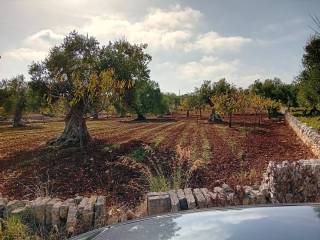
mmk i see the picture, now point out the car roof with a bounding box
[76,204,320,240]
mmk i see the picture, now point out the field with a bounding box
[0,113,314,209]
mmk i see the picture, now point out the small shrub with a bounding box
[172,167,182,190]
[148,175,170,192]
[130,147,151,162]
[0,216,35,240]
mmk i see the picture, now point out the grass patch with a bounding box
[297,116,320,129]
[130,147,151,162]
[147,175,170,192]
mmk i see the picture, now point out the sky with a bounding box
[0,0,319,94]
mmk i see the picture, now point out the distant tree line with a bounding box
[0,23,319,146]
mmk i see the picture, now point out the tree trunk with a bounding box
[228,113,232,128]
[187,110,190,118]
[13,104,23,127]
[136,113,146,121]
[92,111,99,120]
[49,102,90,147]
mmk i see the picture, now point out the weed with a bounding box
[172,167,182,190]
[130,147,151,162]
[147,175,170,192]
[0,216,34,240]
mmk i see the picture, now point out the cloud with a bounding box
[81,14,192,51]
[177,56,239,80]
[24,29,64,50]
[3,48,47,61]
[143,5,202,30]
[3,29,64,61]
[2,4,254,91]
[185,31,252,53]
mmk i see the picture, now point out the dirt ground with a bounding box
[0,113,314,208]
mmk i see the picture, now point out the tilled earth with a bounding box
[0,114,314,208]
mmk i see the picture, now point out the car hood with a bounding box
[75,205,320,240]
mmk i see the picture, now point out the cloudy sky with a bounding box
[0,0,319,93]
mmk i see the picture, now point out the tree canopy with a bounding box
[296,34,320,112]
[29,31,152,146]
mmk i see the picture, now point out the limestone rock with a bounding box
[168,190,180,212]
[66,203,78,236]
[193,188,206,208]
[200,188,213,207]
[184,188,196,209]
[51,201,63,226]
[94,196,107,227]
[176,189,188,210]
[147,192,171,215]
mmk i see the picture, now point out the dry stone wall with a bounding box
[147,159,320,215]
[284,111,320,158]
[0,195,136,237]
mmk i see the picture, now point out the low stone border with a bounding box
[0,195,137,237]
[147,159,320,215]
[284,111,320,158]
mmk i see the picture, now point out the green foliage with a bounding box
[249,78,298,107]
[296,34,320,108]
[147,175,170,192]
[172,167,183,190]
[125,80,168,119]
[0,75,27,115]
[130,147,151,162]
[0,216,36,240]
[162,93,180,114]
[297,116,320,129]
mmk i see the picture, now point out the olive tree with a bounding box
[29,32,114,147]
[0,75,28,127]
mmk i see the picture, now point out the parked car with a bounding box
[70,204,320,240]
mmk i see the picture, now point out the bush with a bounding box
[0,216,36,240]
[147,175,170,192]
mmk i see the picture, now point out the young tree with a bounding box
[0,75,28,127]
[29,31,115,147]
[181,94,197,117]
[250,94,267,126]
[212,89,239,127]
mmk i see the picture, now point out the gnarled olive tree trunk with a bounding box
[49,101,90,147]
[12,98,25,128]
[13,105,23,127]
[136,113,146,121]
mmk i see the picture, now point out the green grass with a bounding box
[147,175,170,192]
[130,147,151,162]
[297,116,320,129]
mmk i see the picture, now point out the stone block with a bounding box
[193,188,206,208]
[168,190,180,212]
[60,198,74,220]
[0,198,8,218]
[7,200,26,215]
[51,201,63,226]
[147,192,171,215]
[78,196,96,232]
[31,197,51,224]
[184,188,196,209]
[177,189,188,210]
[74,196,83,205]
[10,206,30,219]
[94,196,106,228]
[66,203,78,236]
[45,198,60,226]
[200,188,213,207]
